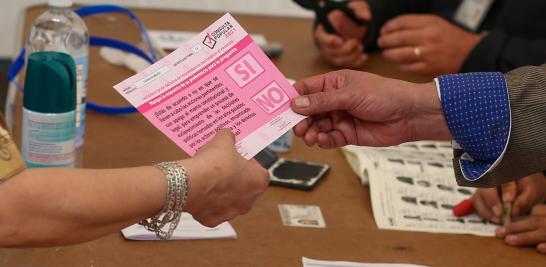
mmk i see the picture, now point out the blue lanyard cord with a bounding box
[86,102,137,114]
[7,4,158,115]
[74,5,158,62]
[90,36,154,64]
[7,48,26,88]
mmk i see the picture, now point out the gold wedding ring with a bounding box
[413,46,421,60]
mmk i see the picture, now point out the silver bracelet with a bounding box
[139,161,189,240]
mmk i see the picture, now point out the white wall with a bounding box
[1,0,313,58]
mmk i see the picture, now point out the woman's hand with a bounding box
[183,129,270,227]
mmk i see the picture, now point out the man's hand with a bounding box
[496,205,546,254]
[378,15,482,76]
[472,173,546,224]
[290,70,451,148]
[314,0,371,68]
[184,129,270,227]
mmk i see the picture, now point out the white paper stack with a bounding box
[122,213,237,240]
[341,141,497,236]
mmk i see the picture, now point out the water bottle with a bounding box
[27,0,89,167]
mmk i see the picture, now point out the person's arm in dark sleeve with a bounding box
[437,65,546,187]
[461,30,546,73]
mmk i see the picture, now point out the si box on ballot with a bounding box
[114,13,306,159]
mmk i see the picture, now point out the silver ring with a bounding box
[413,46,421,60]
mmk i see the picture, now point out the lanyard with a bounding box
[8,4,158,115]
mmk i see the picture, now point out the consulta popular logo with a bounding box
[203,33,217,49]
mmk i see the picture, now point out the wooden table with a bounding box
[0,6,541,267]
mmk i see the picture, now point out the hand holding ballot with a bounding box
[0,129,268,247]
[290,69,451,148]
[291,65,546,189]
[114,13,305,160]
[185,129,269,227]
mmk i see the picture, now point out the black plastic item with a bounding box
[254,148,330,190]
[254,148,279,169]
[293,0,367,34]
[270,158,330,190]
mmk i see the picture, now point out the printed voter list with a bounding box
[114,13,306,158]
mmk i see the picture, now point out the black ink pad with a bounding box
[272,160,322,181]
[254,148,329,190]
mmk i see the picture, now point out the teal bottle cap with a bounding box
[23,51,76,113]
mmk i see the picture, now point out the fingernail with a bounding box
[294,96,310,108]
[506,234,518,243]
[492,205,502,217]
[496,227,506,237]
[502,192,513,202]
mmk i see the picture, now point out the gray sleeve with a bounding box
[454,65,546,188]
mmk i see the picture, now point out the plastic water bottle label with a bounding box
[22,108,76,168]
[74,56,88,148]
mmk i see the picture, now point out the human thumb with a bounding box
[208,128,236,147]
[291,91,350,116]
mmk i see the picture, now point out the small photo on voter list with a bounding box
[278,204,326,228]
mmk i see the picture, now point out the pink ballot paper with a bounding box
[114,14,306,159]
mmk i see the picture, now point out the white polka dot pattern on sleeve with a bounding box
[438,72,511,181]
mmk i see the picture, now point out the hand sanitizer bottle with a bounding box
[22,52,77,168]
[27,0,89,167]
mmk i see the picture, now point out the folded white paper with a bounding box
[122,213,236,240]
[302,257,430,267]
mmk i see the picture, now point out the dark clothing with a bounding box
[364,0,546,73]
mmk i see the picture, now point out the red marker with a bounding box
[453,199,474,217]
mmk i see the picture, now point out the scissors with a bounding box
[293,0,368,35]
